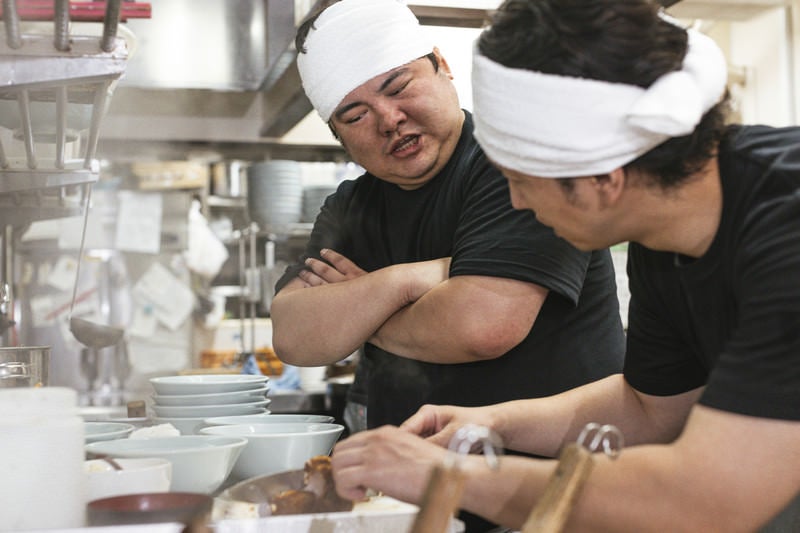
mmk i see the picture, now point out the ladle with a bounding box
[67,184,124,350]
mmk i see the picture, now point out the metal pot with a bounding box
[211,160,248,197]
[0,346,50,388]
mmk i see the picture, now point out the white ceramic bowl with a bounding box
[85,435,247,494]
[152,385,269,406]
[150,375,268,395]
[199,423,345,481]
[203,413,334,426]
[150,399,270,418]
[85,422,135,443]
[151,416,210,436]
[84,458,172,502]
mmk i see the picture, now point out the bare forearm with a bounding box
[370,275,545,364]
[270,268,409,366]
[488,375,697,456]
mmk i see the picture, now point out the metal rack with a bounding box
[0,0,131,225]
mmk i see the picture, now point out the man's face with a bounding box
[329,51,464,190]
[500,166,620,252]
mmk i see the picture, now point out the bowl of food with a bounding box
[85,435,246,493]
[85,457,172,502]
[199,423,344,481]
[87,492,213,527]
[203,413,334,426]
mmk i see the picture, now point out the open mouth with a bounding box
[390,135,420,155]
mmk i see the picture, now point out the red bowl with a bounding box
[87,492,213,526]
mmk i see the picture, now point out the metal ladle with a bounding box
[67,184,124,350]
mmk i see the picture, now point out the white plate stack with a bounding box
[247,160,303,230]
[301,184,337,222]
[149,375,270,435]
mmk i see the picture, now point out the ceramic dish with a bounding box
[152,385,269,406]
[150,374,269,395]
[203,413,334,426]
[199,423,344,481]
[150,399,270,418]
[87,492,213,527]
[86,435,247,494]
[85,458,172,502]
[85,422,136,443]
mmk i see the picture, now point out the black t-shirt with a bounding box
[276,112,625,427]
[625,125,800,421]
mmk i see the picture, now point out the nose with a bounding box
[375,100,406,136]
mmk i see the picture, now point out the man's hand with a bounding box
[299,248,368,286]
[331,426,448,503]
[401,404,498,449]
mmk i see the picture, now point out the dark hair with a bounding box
[478,0,730,188]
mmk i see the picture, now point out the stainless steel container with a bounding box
[0,346,50,388]
[212,160,249,197]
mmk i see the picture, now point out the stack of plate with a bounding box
[149,375,270,435]
[301,185,337,222]
[247,160,303,229]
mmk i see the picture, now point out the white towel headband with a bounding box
[471,21,728,178]
[297,0,435,122]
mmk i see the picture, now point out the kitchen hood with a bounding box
[95,0,792,163]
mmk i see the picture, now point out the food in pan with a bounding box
[270,455,354,515]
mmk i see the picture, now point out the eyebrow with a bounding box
[332,67,409,122]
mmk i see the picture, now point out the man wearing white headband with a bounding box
[271,1,628,529]
[329,0,800,531]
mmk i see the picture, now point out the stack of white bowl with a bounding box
[247,160,303,229]
[301,184,337,222]
[149,375,270,435]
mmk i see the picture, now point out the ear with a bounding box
[592,168,626,207]
[433,46,454,79]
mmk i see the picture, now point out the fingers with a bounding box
[319,249,367,277]
[297,267,327,286]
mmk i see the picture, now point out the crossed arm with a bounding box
[270,249,547,366]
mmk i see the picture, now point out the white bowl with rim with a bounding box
[85,422,135,443]
[85,435,246,494]
[199,423,344,481]
[203,413,334,426]
[151,416,210,436]
[85,458,172,502]
[152,385,269,406]
[150,399,269,418]
[150,374,268,395]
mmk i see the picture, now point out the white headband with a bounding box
[297,0,435,122]
[472,23,728,178]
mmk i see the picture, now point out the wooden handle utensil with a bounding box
[521,423,623,533]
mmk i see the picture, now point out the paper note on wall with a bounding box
[115,191,163,254]
[132,262,194,331]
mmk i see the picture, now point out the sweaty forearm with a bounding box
[270,267,411,366]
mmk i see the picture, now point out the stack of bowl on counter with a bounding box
[148,374,272,435]
[1,376,460,531]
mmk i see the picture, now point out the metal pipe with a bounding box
[83,80,111,168]
[100,0,122,52]
[2,0,22,49]
[16,90,37,170]
[56,86,68,169]
[54,0,70,52]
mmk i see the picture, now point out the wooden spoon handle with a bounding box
[409,463,466,533]
[520,443,594,533]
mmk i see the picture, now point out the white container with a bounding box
[0,387,86,530]
[85,458,172,502]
